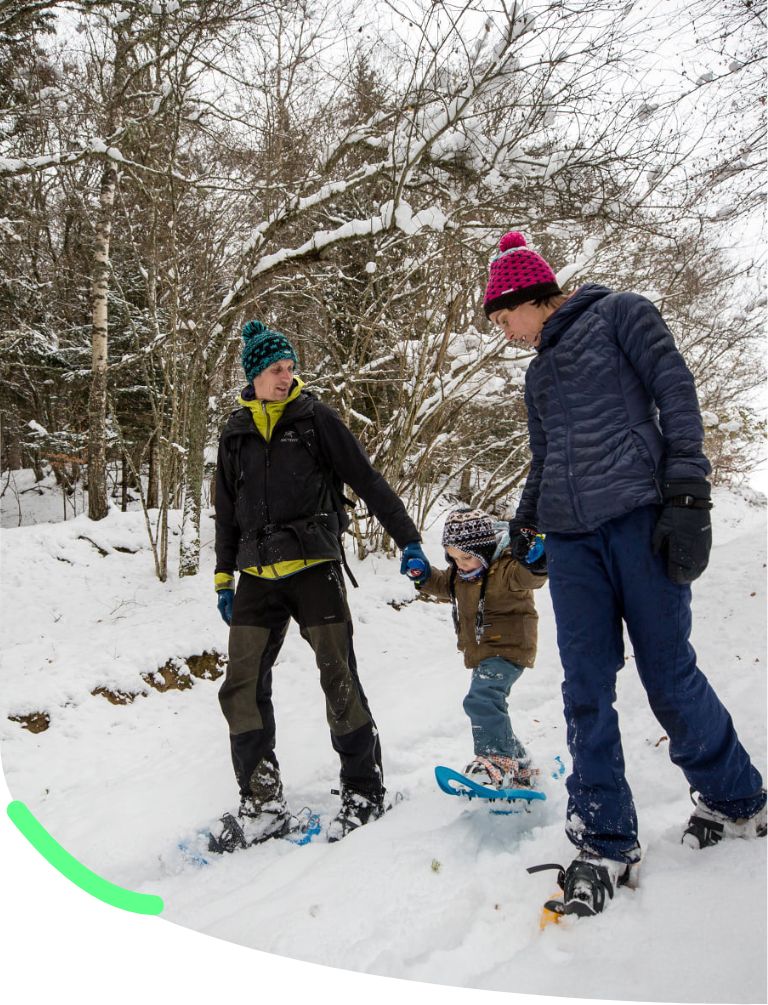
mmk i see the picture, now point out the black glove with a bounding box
[527,550,548,576]
[509,518,539,564]
[651,479,712,585]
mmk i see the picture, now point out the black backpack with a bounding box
[293,414,359,586]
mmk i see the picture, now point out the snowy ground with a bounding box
[1,478,766,1003]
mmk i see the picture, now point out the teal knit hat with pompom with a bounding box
[241,319,298,381]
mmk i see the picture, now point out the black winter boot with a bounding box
[208,759,291,854]
[327,787,387,843]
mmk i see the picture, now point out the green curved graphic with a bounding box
[7,800,164,915]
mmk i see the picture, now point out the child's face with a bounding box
[445,546,484,573]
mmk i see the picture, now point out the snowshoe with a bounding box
[528,851,639,924]
[682,791,767,849]
[174,805,320,868]
[327,787,388,843]
[435,764,545,806]
[207,796,292,854]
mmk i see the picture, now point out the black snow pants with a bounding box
[218,561,384,802]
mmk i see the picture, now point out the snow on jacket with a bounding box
[417,552,545,669]
[215,381,420,575]
[515,284,711,534]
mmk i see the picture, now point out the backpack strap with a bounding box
[293,416,355,512]
[293,413,359,588]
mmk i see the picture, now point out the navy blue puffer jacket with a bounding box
[515,284,711,534]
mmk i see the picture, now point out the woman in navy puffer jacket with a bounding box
[484,232,766,918]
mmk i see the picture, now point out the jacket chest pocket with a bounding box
[234,441,268,514]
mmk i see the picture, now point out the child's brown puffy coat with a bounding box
[417,550,546,668]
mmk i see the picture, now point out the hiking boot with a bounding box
[560,851,638,918]
[682,793,767,849]
[463,754,540,790]
[208,795,291,854]
[327,787,387,843]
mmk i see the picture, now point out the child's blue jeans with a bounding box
[463,655,527,760]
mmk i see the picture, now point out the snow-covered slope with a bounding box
[1,486,765,1003]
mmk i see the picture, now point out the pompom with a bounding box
[499,231,527,253]
[242,319,268,341]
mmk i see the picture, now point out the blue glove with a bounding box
[400,541,430,584]
[217,589,234,625]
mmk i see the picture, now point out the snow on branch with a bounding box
[218,199,450,318]
[240,160,390,259]
[213,8,529,333]
[0,149,93,178]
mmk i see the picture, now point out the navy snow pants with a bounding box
[546,504,764,863]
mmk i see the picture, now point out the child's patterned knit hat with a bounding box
[241,319,298,381]
[483,231,561,317]
[442,508,497,568]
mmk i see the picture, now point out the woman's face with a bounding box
[252,359,295,401]
[490,302,549,348]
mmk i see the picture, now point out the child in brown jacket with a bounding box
[415,507,548,789]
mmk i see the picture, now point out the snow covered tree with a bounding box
[2,0,763,572]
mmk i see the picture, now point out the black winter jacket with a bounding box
[516,284,711,534]
[214,386,420,574]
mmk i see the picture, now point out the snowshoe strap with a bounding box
[543,898,566,916]
[684,814,724,848]
[469,756,540,787]
[208,813,248,854]
[470,755,504,786]
[526,862,566,889]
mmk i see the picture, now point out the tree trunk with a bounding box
[1,413,23,470]
[178,369,208,577]
[459,466,472,503]
[121,453,129,512]
[29,449,45,483]
[146,431,159,509]
[87,158,117,521]
[7,436,22,471]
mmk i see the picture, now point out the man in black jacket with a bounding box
[210,319,429,850]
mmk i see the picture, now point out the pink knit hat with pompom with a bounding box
[483,231,561,317]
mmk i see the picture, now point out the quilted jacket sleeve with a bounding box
[609,293,711,481]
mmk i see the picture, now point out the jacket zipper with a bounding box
[548,354,588,530]
[259,401,294,521]
[262,401,272,523]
